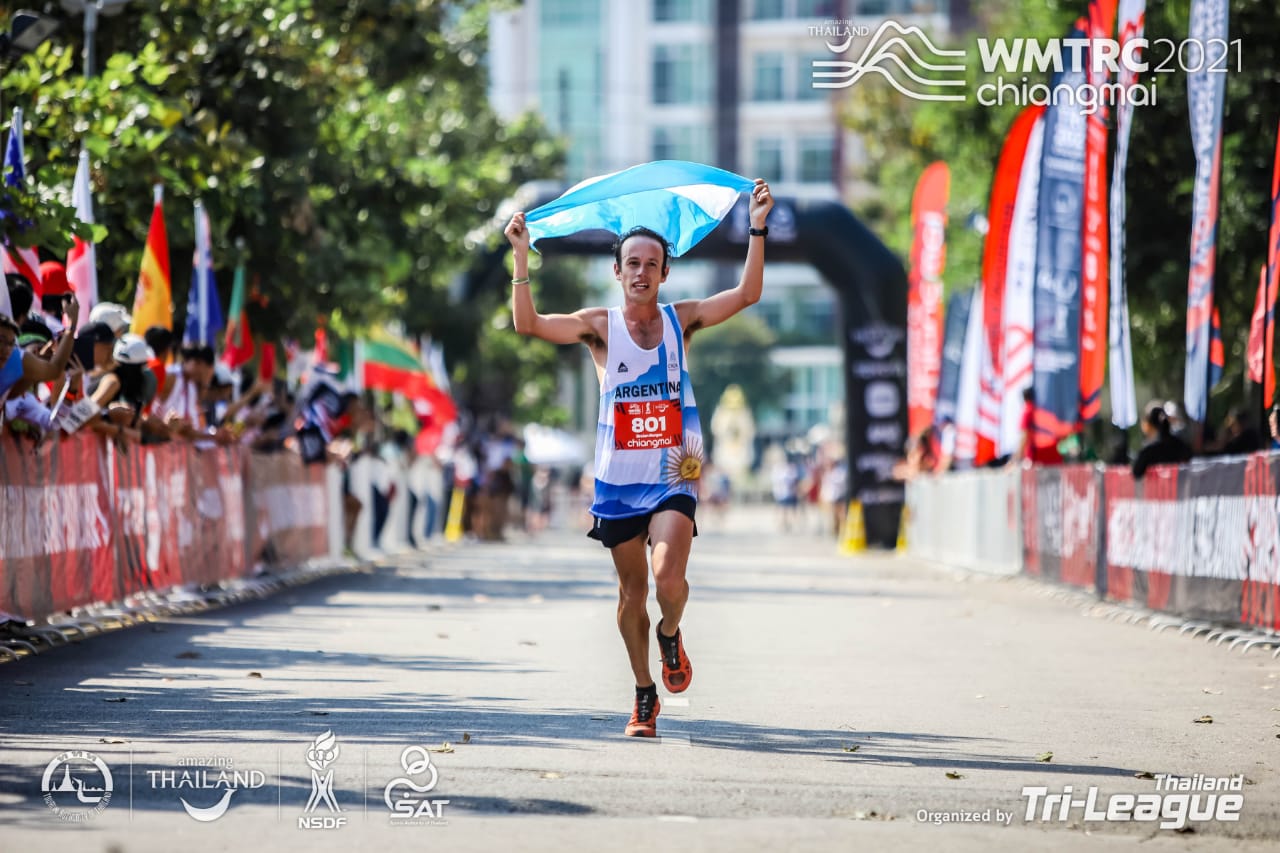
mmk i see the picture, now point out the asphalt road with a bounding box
[1,504,1278,852]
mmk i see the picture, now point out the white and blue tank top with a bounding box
[590,304,703,519]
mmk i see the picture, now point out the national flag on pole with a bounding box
[67,149,98,327]
[183,200,223,346]
[2,107,43,295]
[131,184,172,333]
[356,337,444,401]
[222,253,255,368]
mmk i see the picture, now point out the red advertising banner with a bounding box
[907,162,950,439]
[1080,0,1118,422]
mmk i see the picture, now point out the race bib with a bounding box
[614,399,682,450]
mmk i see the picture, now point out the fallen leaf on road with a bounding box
[163,677,175,682]
[1036,751,1054,763]
[462,733,471,744]
[248,672,263,679]
[945,772,964,780]
[540,772,562,780]
[842,745,859,753]
[103,697,127,703]
[99,737,128,744]
[310,711,329,716]
[1174,826,1197,835]
[426,604,442,611]
[175,651,201,659]
[437,633,449,639]
[1193,715,1213,724]
[590,716,607,721]
[519,640,538,647]
[14,680,32,686]
[427,743,454,753]
[1134,771,1155,780]
[1202,688,1223,695]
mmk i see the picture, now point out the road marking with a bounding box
[663,697,690,707]
[659,734,691,747]
[657,815,698,822]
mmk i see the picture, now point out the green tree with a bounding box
[688,312,790,454]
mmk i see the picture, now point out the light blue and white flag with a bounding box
[525,160,755,258]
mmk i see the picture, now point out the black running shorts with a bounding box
[587,494,698,549]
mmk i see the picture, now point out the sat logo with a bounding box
[384,746,449,826]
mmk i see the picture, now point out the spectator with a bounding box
[37,261,73,331]
[5,273,34,324]
[1206,407,1261,456]
[88,302,132,339]
[156,344,215,439]
[143,326,174,404]
[1132,400,1193,479]
[74,321,117,395]
[1015,387,1063,466]
[88,334,155,444]
[2,294,79,397]
[4,323,61,438]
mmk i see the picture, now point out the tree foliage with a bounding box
[688,311,790,453]
[1,0,562,370]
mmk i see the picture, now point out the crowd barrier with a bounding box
[905,466,1022,575]
[0,433,331,625]
[907,455,1280,632]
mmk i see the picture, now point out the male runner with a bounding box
[505,178,773,736]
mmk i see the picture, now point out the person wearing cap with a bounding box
[37,261,74,330]
[87,333,155,444]
[4,323,61,438]
[88,302,132,339]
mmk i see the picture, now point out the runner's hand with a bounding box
[749,179,773,229]
[505,212,530,254]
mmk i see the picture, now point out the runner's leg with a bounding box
[610,533,654,687]
[649,509,693,637]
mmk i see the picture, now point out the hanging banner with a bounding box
[954,287,985,464]
[1108,0,1145,429]
[978,105,1045,464]
[907,162,950,440]
[1264,122,1280,409]
[1080,0,1118,423]
[1031,19,1089,449]
[1001,115,1047,457]
[1183,0,1229,423]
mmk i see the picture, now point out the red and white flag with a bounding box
[66,150,98,327]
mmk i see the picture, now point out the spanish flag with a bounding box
[131,184,171,333]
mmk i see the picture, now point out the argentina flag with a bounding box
[525,160,755,258]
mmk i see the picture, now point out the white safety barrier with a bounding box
[905,466,1022,575]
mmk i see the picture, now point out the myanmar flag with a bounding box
[131,184,172,333]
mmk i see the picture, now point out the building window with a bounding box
[797,54,828,100]
[796,0,838,16]
[653,44,709,104]
[541,0,598,25]
[753,138,785,182]
[751,0,785,20]
[654,0,709,22]
[653,126,711,163]
[798,135,835,183]
[751,52,785,101]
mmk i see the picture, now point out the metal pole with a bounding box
[82,1,98,78]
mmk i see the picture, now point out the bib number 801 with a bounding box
[632,416,666,434]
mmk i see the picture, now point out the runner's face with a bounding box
[614,236,668,303]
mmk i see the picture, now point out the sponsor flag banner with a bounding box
[1031,19,1088,449]
[131,184,172,333]
[907,162,950,439]
[1246,265,1273,404]
[979,105,1045,463]
[1263,121,1280,409]
[1080,0,1118,423]
[1108,0,1145,429]
[1183,0,1229,423]
[954,287,985,464]
[1001,113,1046,456]
[934,288,973,428]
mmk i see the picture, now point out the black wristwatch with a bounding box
[748,226,768,237]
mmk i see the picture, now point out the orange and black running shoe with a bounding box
[656,622,692,694]
[624,688,660,737]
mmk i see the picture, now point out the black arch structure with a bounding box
[466,189,908,548]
